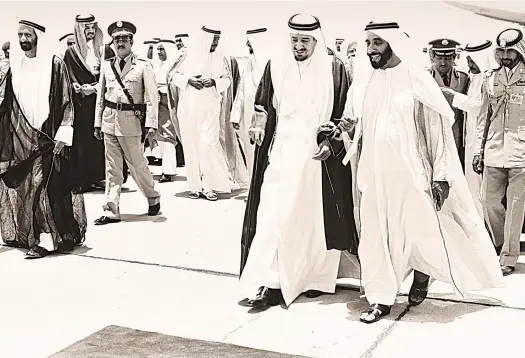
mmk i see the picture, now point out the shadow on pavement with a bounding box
[120,214,167,223]
[152,174,187,182]
[87,187,137,195]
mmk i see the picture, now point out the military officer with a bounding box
[94,20,161,225]
[473,28,525,276]
[429,38,470,169]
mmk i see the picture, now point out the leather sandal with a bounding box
[360,303,391,324]
[188,192,200,199]
[203,190,218,201]
[25,246,49,259]
[408,276,430,306]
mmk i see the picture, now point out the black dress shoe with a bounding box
[94,216,121,225]
[246,287,281,308]
[304,290,323,298]
[501,265,515,276]
[148,203,160,216]
[159,174,173,183]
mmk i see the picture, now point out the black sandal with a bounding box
[360,303,391,324]
[408,276,430,306]
[25,246,49,259]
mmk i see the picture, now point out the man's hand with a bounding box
[318,121,338,136]
[431,181,450,211]
[80,84,97,96]
[188,76,204,90]
[472,154,484,175]
[340,115,358,132]
[248,127,265,146]
[72,82,82,94]
[232,123,240,130]
[53,141,66,155]
[440,87,455,102]
[201,78,216,88]
[145,127,157,140]
[94,127,103,140]
[312,141,331,161]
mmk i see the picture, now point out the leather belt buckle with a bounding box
[116,102,123,111]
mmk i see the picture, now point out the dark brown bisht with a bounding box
[0,60,87,251]
[240,56,359,275]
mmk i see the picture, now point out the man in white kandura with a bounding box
[342,21,504,324]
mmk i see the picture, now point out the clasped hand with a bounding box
[339,115,358,132]
[189,76,215,90]
[431,181,450,211]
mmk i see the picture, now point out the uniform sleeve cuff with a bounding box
[54,125,74,146]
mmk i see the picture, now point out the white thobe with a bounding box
[230,60,257,180]
[358,64,502,306]
[174,58,232,193]
[451,74,484,214]
[85,41,100,75]
[239,59,340,306]
[153,60,178,175]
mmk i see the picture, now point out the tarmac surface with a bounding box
[1,165,525,358]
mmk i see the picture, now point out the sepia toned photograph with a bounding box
[0,0,524,357]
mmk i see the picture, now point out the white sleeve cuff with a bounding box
[54,125,74,146]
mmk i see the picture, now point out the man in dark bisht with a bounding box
[63,14,106,193]
[239,13,358,309]
[0,19,87,258]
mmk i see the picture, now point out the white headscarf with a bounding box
[152,40,180,87]
[270,14,334,121]
[176,26,224,78]
[464,40,498,73]
[72,15,104,75]
[10,18,55,129]
[351,23,454,126]
[246,28,273,84]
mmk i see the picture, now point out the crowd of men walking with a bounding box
[0,11,524,324]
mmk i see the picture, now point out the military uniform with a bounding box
[94,21,160,225]
[475,28,525,272]
[429,38,470,168]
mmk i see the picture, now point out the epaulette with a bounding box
[454,68,468,77]
[135,57,146,62]
[105,56,115,61]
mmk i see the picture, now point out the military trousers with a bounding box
[102,134,160,219]
[481,166,525,267]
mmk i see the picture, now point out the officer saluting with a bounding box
[473,28,525,276]
[94,20,161,225]
[429,38,470,169]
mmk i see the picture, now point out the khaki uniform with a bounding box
[95,53,160,219]
[430,67,470,168]
[475,61,525,267]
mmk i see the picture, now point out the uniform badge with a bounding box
[509,93,524,105]
[442,39,449,46]
[117,21,123,28]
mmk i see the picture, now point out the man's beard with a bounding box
[19,42,33,51]
[368,45,393,69]
[86,33,95,41]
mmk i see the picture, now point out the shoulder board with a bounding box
[105,56,115,62]
[135,58,146,62]
[455,69,468,77]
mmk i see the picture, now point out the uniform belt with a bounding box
[104,99,146,112]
